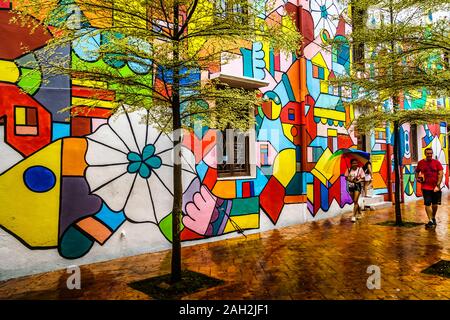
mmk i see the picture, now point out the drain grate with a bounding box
[422,260,450,278]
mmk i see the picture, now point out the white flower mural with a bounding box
[85,107,197,224]
[310,0,341,39]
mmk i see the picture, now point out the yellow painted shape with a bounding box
[15,107,26,125]
[307,184,314,202]
[0,141,62,247]
[72,78,108,89]
[212,180,236,199]
[223,214,259,233]
[0,60,20,83]
[311,148,334,185]
[273,149,296,187]
[328,128,338,137]
[72,97,116,109]
[371,153,385,172]
[314,108,346,122]
[270,100,282,120]
[282,123,294,143]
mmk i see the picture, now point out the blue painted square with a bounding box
[52,122,70,141]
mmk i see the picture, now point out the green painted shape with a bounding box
[159,212,184,242]
[18,68,41,95]
[59,226,94,259]
[286,172,303,196]
[230,197,259,216]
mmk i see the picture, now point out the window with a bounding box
[214,0,249,24]
[410,124,418,162]
[14,106,38,136]
[350,4,367,72]
[217,125,251,178]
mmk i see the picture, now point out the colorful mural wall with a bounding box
[0,0,448,280]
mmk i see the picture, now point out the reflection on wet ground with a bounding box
[1,194,450,300]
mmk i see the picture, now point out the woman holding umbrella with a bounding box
[345,159,365,222]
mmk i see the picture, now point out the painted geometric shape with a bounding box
[259,176,285,224]
[242,181,254,197]
[230,197,259,216]
[59,225,94,259]
[94,203,126,231]
[76,216,112,245]
[52,123,71,141]
[273,148,296,187]
[0,1,11,9]
[23,166,56,192]
[0,140,61,247]
[59,176,102,237]
[71,117,92,136]
[0,10,52,60]
[0,60,19,83]
[62,137,88,176]
[223,213,259,233]
[310,148,334,185]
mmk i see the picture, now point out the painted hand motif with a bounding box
[183,185,219,236]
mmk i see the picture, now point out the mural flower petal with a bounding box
[85,108,196,224]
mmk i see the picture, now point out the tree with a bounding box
[14,0,301,282]
[334,0,450,225]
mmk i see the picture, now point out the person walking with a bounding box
[415,148,444,229]
[362,161,373,197]
[345,159,365,222]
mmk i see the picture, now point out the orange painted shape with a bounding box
[62,138,88,176]
[284,195,307,204]
[372,172,387,189]
[286,60,301,102]
[212,180,236,199]
[76,217,112,245]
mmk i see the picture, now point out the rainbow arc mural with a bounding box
[0,0,448,280]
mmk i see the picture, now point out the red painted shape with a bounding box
[427,124,440,136]
[337,134,355,149]
[274,50,281,72]
[72,86,115,101]
[180,226,205,241]
[336,16,346,36]
[259,177,285,224]
[182,130,216,163]
[280,101,301,125]
[242,181,251,198]
[0,0,11,9]
[0,11,51,59]
[0,83,51,156]
[202,167,217,191]
[71,117,91,137]
[328,175,342,206]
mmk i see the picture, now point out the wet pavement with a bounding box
[1,194,450,300]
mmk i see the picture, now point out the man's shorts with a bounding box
[422,189,442,206]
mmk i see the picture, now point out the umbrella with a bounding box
[324,148,370,184]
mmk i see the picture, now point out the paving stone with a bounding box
[1,194,450,299]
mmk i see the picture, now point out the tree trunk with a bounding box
[171,0,182,283]
[393,119,403,226]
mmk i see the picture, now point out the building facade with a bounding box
[0,0,449,280]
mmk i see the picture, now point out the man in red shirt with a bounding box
[415,148,444,229]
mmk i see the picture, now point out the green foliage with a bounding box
[334,0,449,130]
[14,0,302,132]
